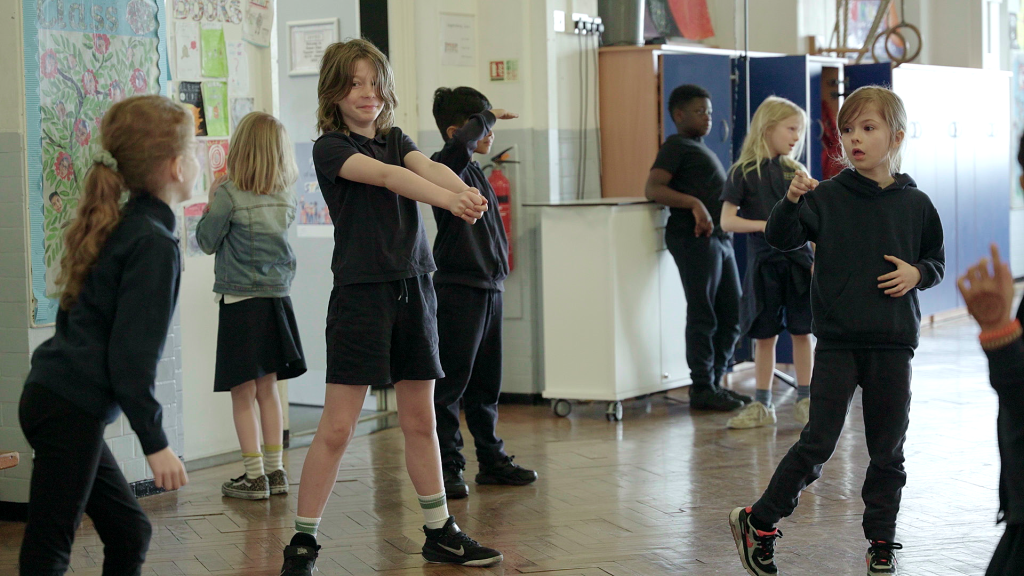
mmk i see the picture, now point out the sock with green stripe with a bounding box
[263,444,284,472]
[242,453,264,479]
[295,516,320,537]
[418,491,449,530]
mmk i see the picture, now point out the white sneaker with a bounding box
[793,398,811,425]
[726,402,776,429]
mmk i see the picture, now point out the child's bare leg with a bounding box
[394,380,444,496]
[230,381,260,453]
[255,373,283,447]
[755,336,778,394]
[792,335,813,389]
[295,384,368,519]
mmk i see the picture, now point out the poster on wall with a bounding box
[243,0,275,47]
[288,19,338,76]
[294,141,332,237]
[227,41,250,95]
[27,0,164,325]
[202,81,229,136]
[230,97,254,131]
[1013,51,1024,208]
[440,13,475,67]
[175,20,201,79]
[178,81,207,135]
[206,140,229,183]
[200,23,228,77]
[182,202,207,257]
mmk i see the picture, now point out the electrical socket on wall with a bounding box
[572,13,604,36]
[553,10,566,33]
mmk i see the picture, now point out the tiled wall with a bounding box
[0,131,183,502]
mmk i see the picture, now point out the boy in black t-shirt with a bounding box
[645,84,748,411]
[429,87,538,499]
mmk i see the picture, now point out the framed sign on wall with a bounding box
[287,18,339,76]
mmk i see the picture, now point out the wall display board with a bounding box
[25,0,166,325]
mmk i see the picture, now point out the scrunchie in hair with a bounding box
[91,150,118,172]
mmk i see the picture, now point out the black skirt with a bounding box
[214,296,307,392]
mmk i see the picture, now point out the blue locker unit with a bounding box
[660,53,733,166]
[844,62,891,91]
[732,55,824,365]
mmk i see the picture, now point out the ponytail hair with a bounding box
[57,95,193,310]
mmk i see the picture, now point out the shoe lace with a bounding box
[868,541,902,566]
[447,529,481,548]
[752,528,782,562]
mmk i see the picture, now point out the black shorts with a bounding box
[747,259,813,340]
[325,274,444,387]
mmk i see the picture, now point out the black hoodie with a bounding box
[765,169,945,350]
[430,111,509,291]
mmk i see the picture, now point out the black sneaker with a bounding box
[729,506,781,576]
[280,533,320,576]
[721,388,753,405]
[866,541,902,575]
[475,456,538,486]
[691,388,744,411]
[443,462,469,499]
[422,516,503,567]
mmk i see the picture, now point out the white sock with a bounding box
[263,444,283,472]
[242,453,264,479]
[295,516,320,537]
[418,491,449,530]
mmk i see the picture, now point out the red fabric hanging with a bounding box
[667,0,715,40]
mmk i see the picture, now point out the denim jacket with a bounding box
[195,180,297,297]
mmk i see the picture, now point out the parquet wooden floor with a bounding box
[0,314,1007,575]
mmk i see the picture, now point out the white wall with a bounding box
[274,0,360,406]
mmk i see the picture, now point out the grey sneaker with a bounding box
[794,398,811,425]
[221,473,270,500]
[267,468,289,495]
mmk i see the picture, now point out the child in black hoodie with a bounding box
[956,131,1024,575]
[729,86,945,576]
[429,87,537,499]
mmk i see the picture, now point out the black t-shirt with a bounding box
[312,128,436,286]
[721,157,796,222]
[651,134,727,233]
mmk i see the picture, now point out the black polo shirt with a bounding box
[651,134,727,234]
[312,127,436,286]
[721,157,796,221]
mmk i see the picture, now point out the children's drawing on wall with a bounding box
[175,20,201,79]
[243,0,274,47]
[201,23,228,77]
[230,98,254,131]
[32,0,163,324]
[183,202,208,257]
[202,80,229,136]
[206,140,229,182]
[227,41,250,95]
[294,141,332,237]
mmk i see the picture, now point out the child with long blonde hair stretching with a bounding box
[20,95,193,575]
[720,96,814,429]
[278,39,501,575]
[195,112,307,501]
[730,86,945,576]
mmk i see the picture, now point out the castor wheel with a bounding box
[606,401,623,422]
[552,399,572,417]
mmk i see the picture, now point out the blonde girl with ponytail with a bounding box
[20,95,197,575]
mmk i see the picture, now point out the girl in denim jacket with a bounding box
[196,112,307,500]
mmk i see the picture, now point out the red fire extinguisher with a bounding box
[487,147,516,272]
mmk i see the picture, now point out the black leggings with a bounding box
[19,384,152,576]
[988,524,1024,576]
